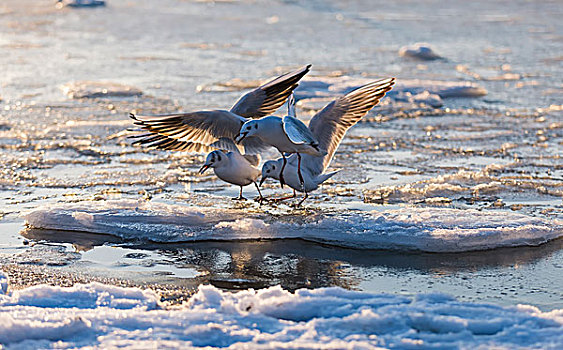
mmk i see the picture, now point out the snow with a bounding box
[0,271,562,349]
[24,200,563,253]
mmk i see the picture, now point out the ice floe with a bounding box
[399,43,443,60]
[56,0,106,9]
[0,271,562,348]
[24,200,563,252]
[1,244,80,266]
[294,77,487,109]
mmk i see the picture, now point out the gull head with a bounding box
[199,150,226,174]
[260,159,281,186]
[235,120,260,143]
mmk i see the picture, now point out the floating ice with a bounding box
[399,43,443,60]
[0,272,7,295]
[2,244,81,266]
[0,274,561,348]
[24,200,563,252]
[56,0,106,8]
[295,77,487,103]
[61,81,143,99]
[393,90,444,107]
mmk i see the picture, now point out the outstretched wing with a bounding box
[306,78,396,173]
[129,110,269,154]
[282,116,319,145]
[230,65,311,119]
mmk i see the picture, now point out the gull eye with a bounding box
[247,126,251,130]
[266,170,270,173]
[272,165,276,170]
[217,155,222,161]
[254,124,258,129]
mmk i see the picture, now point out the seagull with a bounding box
[129,64,312,155]
[260,77,396,206]
[198,147,263,201]
[234,93,326,189]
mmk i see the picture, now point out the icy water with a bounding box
[1,0,562,313]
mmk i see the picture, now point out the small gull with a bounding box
[234,92,326,189]
[198,144,263,201]
[129,65,311,155]
[260,78,396,205]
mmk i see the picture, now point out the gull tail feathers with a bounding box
[317,170,339,184]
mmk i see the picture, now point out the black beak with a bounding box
[235,132,248,144]
[199,164,210,175]
[259,176,267,186]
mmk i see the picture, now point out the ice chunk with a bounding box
[0,271,8,295]
[56,0,105,9]
[2,282,159,309]
[24,200,563,252]
[412,91,443,107]
[5,245,80,266]
[399,43,443,60]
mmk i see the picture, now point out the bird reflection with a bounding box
[20,227,563,292]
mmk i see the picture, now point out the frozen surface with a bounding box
[0,271,562,348]
[24,200,563,252]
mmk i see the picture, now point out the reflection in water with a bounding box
[21,227,563,294]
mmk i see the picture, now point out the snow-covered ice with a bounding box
[0,271,562,348]
[24,200,563,252]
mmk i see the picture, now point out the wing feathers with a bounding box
[230,65,311,118]
[129,110,268,154]
[283,116,319,145]
[307,78,396,173]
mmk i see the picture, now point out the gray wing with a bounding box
[129,110,269,154]
[230,65,311,119]
[242,154,261,167]
[306,78,396,174]
[282,116,319,145]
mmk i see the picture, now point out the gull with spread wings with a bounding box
[260,77,396,206]
[234,93,327,189]
[129,65,311,199]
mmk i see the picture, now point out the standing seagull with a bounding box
[234,94,326,189]
[198,147,263,201]
[129,65,311,199]
[260,78,396,206]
